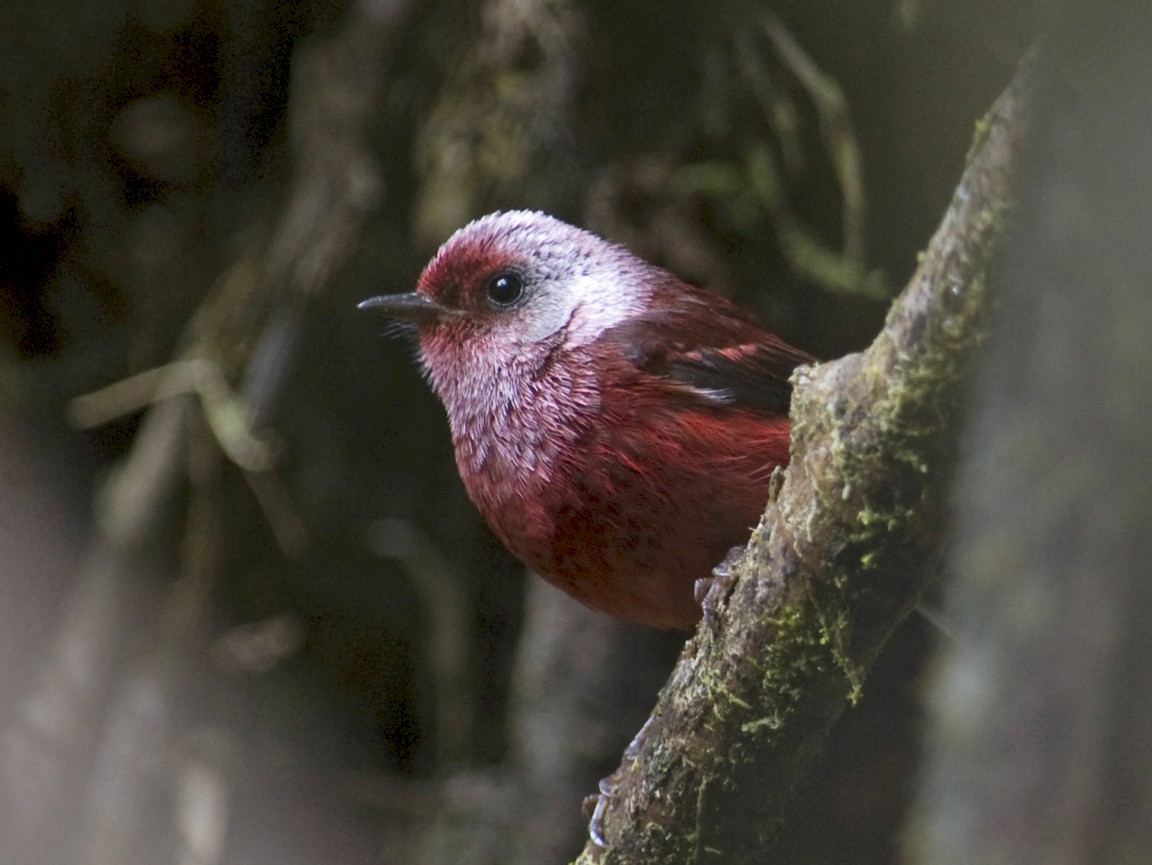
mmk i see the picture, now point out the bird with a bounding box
[360,210,814,630]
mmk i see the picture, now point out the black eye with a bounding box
[486,271,524,307]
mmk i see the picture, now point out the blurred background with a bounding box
[0,1,1031,863]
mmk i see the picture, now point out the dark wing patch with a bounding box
[659,342,808,415]
[600,295,815,417]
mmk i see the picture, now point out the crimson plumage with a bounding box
[361,211,813,629]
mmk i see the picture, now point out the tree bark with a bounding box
[574,54,1034,865]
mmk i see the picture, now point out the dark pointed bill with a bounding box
[358,292,455,324]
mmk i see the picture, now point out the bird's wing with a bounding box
[598,296,814,416]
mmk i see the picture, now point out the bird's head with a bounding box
[360,211,660,376]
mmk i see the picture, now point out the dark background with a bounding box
[0,1,1033,863]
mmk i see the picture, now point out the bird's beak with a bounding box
[357,292,456,325]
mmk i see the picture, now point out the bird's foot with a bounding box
[695,545,745,633]
[583,716,655,848]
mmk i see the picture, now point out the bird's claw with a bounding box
[584,716,655,848]
[695,545,745,632]
[584,775,615,848]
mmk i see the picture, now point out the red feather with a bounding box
[364,211,815,630]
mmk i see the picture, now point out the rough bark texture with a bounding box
[575,58,1033,865]
[911,3,1152,862]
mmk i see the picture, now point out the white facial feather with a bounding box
[455,210,656,347]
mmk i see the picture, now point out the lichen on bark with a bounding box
[573,54,1034,865]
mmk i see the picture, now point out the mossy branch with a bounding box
[573,55,1035,865]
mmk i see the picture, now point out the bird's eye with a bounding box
[485,272,524,307]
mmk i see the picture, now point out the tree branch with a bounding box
[575,53,1035,865]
